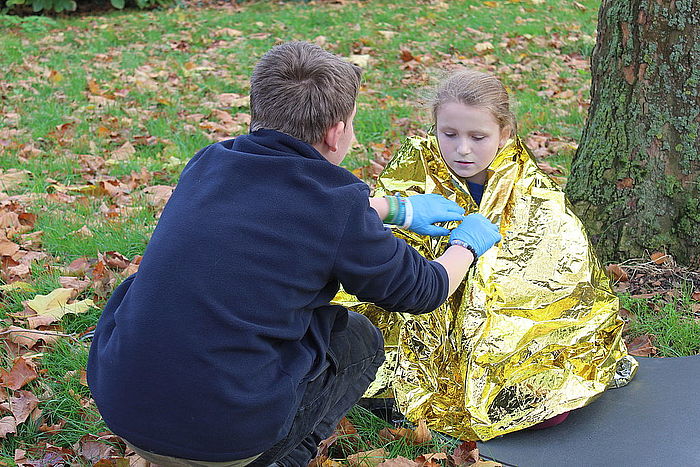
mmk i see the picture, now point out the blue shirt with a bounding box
[87,130,449,461]
[468,181,485,205]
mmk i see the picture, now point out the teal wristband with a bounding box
[385,195,398,224]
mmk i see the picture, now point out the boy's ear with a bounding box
[322,121,346,153]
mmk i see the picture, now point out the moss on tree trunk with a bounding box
[566,0,700,267]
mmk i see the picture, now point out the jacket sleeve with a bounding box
[331,188,449,314]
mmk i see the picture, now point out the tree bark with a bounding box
[566,0,700,267]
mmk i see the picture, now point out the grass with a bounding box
[0,0,697,463]
[620,288,700,357]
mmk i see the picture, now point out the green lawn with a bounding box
[0,0,697,464]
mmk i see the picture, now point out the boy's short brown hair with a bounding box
[250,41,362,145]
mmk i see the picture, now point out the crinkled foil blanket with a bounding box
[334,135,637,441]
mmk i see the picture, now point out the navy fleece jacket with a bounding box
[87,129,449,461]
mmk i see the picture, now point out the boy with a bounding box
[87,41,500,466]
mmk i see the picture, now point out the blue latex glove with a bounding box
[448,213,502,257]
[406,194,465,236]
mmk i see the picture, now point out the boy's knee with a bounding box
[346,311,384,353]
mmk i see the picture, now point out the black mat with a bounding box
[478,356,700,467]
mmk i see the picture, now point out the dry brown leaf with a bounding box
[626,334,657,357]
[39,419,65,435]
[606,264,629,282]
[65,257,93,276]
[27,314,58,329]
[59,276,92,292]
[0,169,31,191]
[474,41,494,54]
[0,415,16,438]
[70,225,94,238]
[6,325,61,348]
[110,141,136,161]
[377,457,418,467]
[78,434,123,464]
[103,251,131,270]
[451,440,479,465]
[0,238,20,257]
[413,420,432,444]
[347,448,388,467]
[142,185,174,211]
[0,356,38,390]
[650,252,669,265]
[10,389,39,424]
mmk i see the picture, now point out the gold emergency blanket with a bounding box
[335,135,637,441]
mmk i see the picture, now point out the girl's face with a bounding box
[436,102,510,185]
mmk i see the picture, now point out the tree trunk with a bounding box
[566,0,700,267]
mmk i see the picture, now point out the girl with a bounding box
[337,70,637,441]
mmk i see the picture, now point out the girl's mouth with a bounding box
[455,161,474,165]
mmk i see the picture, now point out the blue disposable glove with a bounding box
[405,194,465,236]
[448,213,502,257]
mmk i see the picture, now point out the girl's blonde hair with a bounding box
[432,69,516,133]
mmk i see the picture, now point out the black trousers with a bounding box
[248,311,385,467]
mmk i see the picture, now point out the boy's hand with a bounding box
[406,194,465,236]
[448,213,501,257]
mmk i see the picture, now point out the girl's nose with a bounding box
[457,139,471,155]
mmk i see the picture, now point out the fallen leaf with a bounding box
[5,325,62,348]
[0,238,20,256]
[474,41,494,54]
[216,28,243,37]
[414,452,447,467]
[0,281,34,292]
[58,276,92,292]
[39,420,65,435]
[10,390,39,424]
[650,252,669,265]
[451,440,479,465]
[0,415,16,438]
[103,251,131,270]
[377,457,418,467]
[309,455,343,467]
[606,264,629,282]
[348,54,371,68]
[626,334,657,357]
[347,448,388,467]
[142,185,174,211]
[413,420,432,444]
[110,141,136,162]
[70,225,94,238]
[0,169,31,191]
[93,457,130,467]
[65,257,93,276]
[26,288,96,320]
[77,434,122,464]
[0,357,38,390]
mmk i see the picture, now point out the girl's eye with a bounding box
[443,132,456,138]
[472,135,485,141]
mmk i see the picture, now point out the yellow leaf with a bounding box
[48,70,63,83]
[348,54,371,68]
[26,288,96,320]
[0,282,35,293]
